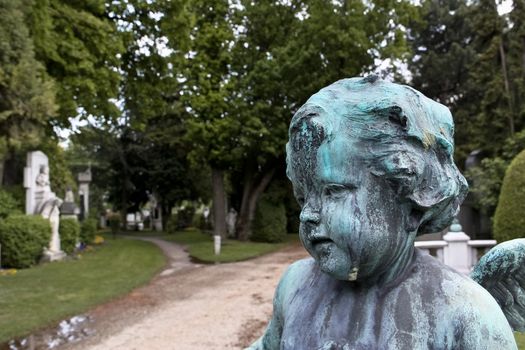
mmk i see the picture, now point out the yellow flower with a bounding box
[94,235,105,245]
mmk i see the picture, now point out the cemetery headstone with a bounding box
[248,77,524,349]
[60,187,79,220]
[24,151,65,261]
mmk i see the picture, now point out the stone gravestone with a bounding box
[248,77,525,349]
[24,151,65,261]
[60,187,79,220]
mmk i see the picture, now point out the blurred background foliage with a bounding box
[0,0,524,240]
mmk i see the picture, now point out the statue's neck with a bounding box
[378,242,416,287]
[357,237,417,288]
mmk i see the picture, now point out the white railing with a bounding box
[415,228,496,274]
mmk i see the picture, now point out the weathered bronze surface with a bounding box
[248,77,522,349]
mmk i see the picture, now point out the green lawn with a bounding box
[164,229,299,263]
[0,238,166,343]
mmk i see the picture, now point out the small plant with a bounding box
[0,269,17,276]
[59,218,80,254]
[0,215,51,268]
[93,235,105,245]
[80,218,97,244]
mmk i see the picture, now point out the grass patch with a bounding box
[516,332,525,349]
[0,238,166,343]
[165,229,299,263]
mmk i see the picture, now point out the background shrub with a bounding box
[165,215,177,233]
[59,218,80,254]
[0,189,21,218]
[80,218,97,244]
[176,205,195,229]
[0,215,51,268]
[493,149,525,242]
[107,213,121,237]
[251,192,287,243]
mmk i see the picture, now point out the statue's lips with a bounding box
[310,236,333,246]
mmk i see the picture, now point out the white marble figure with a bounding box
[226,208,237,237]
[24,151,65,261]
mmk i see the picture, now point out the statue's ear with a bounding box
[407,150,468,234]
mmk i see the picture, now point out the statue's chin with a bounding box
[315,248,358,281]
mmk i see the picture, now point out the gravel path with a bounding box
[64,237,308,350]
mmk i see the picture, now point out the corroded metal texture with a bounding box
[248,77,519,349]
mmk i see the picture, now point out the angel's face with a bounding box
[288,121,414,282]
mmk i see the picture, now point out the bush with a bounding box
[0,189,21,218]
[80,218,97,244]
[0,215,51,268]
[59,218,80,254]
[107,213,121,237]
[493,149,525,242]
[251,193,287,243]
[165,215,177,233]
[177,205,195,229]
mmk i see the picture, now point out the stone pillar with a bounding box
[77,167,92,219]
[443,220,471,274]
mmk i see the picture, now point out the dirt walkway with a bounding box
[64,238,308,350]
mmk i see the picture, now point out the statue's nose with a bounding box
[300,206,321,224]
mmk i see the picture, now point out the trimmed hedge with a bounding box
[0,189,21,218]
[493,149,525,242]
[0,215,51,268]
[251,193,287,243]
[80,218,97,244]
[59,218,80,254]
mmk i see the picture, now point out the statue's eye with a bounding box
[296,195,305,206]
[324,184,354,198]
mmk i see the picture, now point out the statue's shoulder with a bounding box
[414,251,512,330]
[276,258,317,302]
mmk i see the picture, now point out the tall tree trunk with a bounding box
[237,168,275,241]
[212,167,227,238]
[235,169,255,239]
[0,157,5,187]
[499,38,515,135]
[522,37,525,79]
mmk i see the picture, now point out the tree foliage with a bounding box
[0,0,56,177]
[30,0,123,126]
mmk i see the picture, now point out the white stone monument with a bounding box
[147,192,163,231]
[24,151,65,261]
[226,208,237,237]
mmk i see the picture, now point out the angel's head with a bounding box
[286,76,468,282]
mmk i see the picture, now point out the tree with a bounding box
[29,0,123,127]
[183,0,236,239]
[110,0,196,221]
[230,0,416,240]
[0,0,57,185]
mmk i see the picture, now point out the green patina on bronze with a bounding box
[248,77,524,349]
